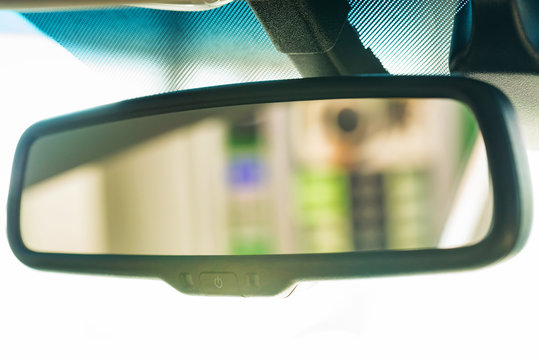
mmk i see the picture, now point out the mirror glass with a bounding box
[20,98,492,255]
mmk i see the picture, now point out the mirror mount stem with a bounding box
[247,0,388,77]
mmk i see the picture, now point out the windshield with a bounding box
[0,2,537,359]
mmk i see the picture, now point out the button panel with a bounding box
[199,272,239,295]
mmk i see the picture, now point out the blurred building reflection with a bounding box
[21,99,492,255]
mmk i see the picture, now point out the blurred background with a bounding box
[21,98,488,255]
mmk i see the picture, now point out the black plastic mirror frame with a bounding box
[7,76,532,296]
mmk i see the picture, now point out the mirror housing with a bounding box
[7,76,532,296]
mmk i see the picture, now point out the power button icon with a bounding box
[214,276,224,289]
[200,273,239,294]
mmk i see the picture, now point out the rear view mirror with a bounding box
[7,76,531,296]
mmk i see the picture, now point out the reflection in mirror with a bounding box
[21,98,492,255]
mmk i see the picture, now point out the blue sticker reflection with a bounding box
[229,157,263,188]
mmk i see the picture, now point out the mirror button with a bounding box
[179,273,194,288]
[246,273,260,288]
[199,273,239,295]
